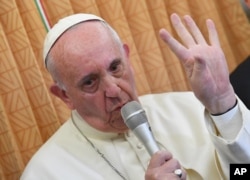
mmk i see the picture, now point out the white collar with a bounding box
[71,110,122,140]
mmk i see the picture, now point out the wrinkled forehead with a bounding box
[43,13,105,67]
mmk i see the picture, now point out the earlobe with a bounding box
[50,84,75,109]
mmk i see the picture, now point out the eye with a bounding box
[84,78,95,86]
[109,59,124,76]
[80,74,99,93]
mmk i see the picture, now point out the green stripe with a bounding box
[34,0,49,32]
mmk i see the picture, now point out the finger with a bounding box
[180,168,187,180]
[206,19,221,47]
[172,167,186,180]
[159,28,189,61]
[148,150,172,168]
[170,13,196,47]
[162,158,181,171]
[162,159,186,179]
[183,15,207,45]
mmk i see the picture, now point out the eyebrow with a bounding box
[108,58,122,69]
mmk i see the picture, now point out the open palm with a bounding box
[159,14,236,114]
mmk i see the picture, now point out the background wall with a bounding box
[0,0,250,179]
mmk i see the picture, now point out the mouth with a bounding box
[106,102,131,131]
[110,101,128,112]
[113,104,125,112]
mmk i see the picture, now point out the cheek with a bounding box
[114,73,138,102]
[123,69,136,93]
[74,92,106,116]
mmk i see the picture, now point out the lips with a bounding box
[110,101,128,112]
[112,104,124,112]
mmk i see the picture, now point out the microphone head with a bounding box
[121,101,147,130]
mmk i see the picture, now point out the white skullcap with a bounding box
[43,13,105,67]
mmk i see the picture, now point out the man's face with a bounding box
[50,22,138,133]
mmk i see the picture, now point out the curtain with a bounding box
[0,0,249,179]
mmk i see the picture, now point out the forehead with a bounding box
[50,21,123,75]
[53,22,120,57]
[64,21,111,50]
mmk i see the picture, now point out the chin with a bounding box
[110,121,128,132]
[106,111,129,132]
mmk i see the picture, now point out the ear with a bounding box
[123,43,135,75]
[50,83,75,110]
[123,44,130,58]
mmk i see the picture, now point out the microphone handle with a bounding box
[132,122,160,156]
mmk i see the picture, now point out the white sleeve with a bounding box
[211,102,241,140]
[205,98,250,179]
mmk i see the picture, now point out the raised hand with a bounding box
[159,13,236,114]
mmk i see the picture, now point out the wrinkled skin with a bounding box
[49,22,138,133]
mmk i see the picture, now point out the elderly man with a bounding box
[21,13,250,180]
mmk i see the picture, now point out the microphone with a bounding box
[121,101,159,156]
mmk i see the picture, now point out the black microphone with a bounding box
[121,101,160,156]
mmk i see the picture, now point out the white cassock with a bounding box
[21,92,250,180]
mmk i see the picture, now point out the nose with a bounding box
[103,76,121,98]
